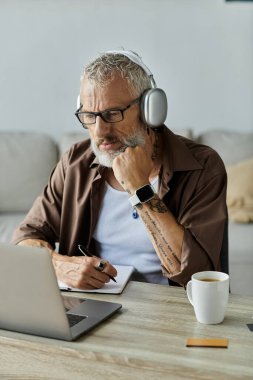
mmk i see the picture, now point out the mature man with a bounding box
[12,50,227,289]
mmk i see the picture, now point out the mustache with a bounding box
[94,134,144,149]
[95,136,117,146]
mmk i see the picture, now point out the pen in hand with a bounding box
[78,244,117,283]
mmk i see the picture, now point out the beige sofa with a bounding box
[0,129,252,296]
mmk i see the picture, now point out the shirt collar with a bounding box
[162,127,202,171]
[90,155,99,168]
[159,127,203,198]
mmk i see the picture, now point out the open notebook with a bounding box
[58,265,134,294]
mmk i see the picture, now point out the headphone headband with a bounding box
[106,49,156,87]
[106,50,152,76]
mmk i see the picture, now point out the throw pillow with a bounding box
[226,157,253,223]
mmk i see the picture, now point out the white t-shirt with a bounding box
[93,178,168,284]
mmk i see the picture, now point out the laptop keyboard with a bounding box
[67,313,87,327]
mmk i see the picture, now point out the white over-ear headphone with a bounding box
[78,49,167,128]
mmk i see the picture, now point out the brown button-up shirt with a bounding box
[12,127,227,285]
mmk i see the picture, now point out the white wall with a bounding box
[0,0,252,139]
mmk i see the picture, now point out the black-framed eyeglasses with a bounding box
[75,96,140,129]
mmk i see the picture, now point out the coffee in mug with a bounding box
[186,271,229,324]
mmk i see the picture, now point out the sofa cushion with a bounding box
[197,130,253,166]
[0,213,26,243]
[226,157,253,223]
[172,128,193,139]
[60,131,90,156]
[0,132,58,212]
[229,221,253,296]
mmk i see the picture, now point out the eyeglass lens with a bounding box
[79,110,123,125]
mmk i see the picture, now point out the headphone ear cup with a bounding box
[140,88,167,128]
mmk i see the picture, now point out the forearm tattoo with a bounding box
[136,196,167,213]
[147,197,167,213]
[137,201,181,270]
[120,180,131,194]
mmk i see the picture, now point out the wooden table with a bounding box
[0,281,252,380]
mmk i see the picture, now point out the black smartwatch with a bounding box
[129,184,155,206]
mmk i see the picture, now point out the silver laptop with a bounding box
[0,243,122,341]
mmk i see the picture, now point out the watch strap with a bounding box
[129,184,155,206]
[129,193,141,207]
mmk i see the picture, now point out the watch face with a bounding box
[136,185,154,203]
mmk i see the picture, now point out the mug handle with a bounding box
[186,280,193,305]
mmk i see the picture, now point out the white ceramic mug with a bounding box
[186,271,229,324]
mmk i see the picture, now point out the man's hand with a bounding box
[51,252,117,290]
[17,239,117,290]
[112,145,153,194]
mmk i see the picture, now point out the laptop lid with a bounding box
[0,243,122,341]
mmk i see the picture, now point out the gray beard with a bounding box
[90,131,146,168]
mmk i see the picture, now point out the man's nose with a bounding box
[93,115,112,137]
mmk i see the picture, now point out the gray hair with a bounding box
[81,52,152,96]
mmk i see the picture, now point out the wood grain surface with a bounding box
[0,281,252,380]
